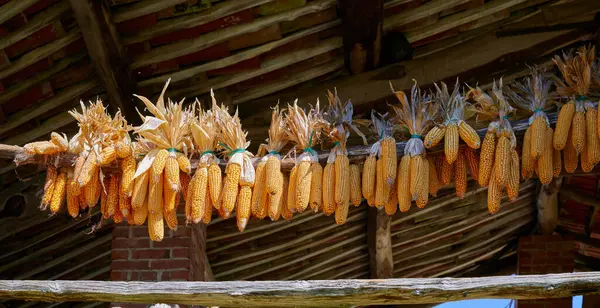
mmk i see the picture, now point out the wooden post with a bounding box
[67,0,137,121]
[537,177,562,235]
[191,224,214,282]
[368,207,393,279]
[338,0,384,74]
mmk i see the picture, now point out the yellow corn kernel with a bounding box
[265,156,281,195]
[281,176,293,220]
[349,164,362,206]
[79,193,86,210]
[409,156,423,199]
[269,171,284,220]
[202,188,213,224]
[458,121,481,149]
[295,161,312,212]
[120,193,132,217]
[416,156,429,209]
[23,141,60,155]
[521,127,534,180]
[454,151,467,199]
[120,155,136,197]
[251,161,268,219]
[381,137,397,186]
[507,150,520,201]
[176,153,191,174]
[72,156,85,191]
[163,172,177,214]
[335,155,350,209]
[464,147,479,183]
[537,127,554,184]
[185,175,196,223]
[586,108,600,165]
[444,123,459,164]
[287,165,298,213]
[106,174,119,218]
[572,111,586,155]
[564,131,579,173]
[115,142,132,158]
[78,151,98,188]
[439,155,453,186]
[84,170,100,208]
[530,116,546,160]
[192,167,208,223]
[148,211,164,242]
[309,162,323,212]
[180,172,190,203]
[50,171,67,214]
[553,148,562,178]
[427,157,440,197]
[222,163,241,215]
[208,162,222,209]
[374,158,384,207]
[554,102,575,150]
[67,179,80,218]
[487,166,502,214]
[164,208,178,231]
[113,206,124,224]
[151,149,169,181]
[424,126,445,148]
[362,155,376,199]
[494,134,510,186]
[237,186,252,232]
[147,171,163,214]
[165,156,180,193]
[42,166,57,208]
[322,163,336,216]
[478,130,496,187]
[384,176,398,216]
[134,201,148,225]
[398,155,411,212]
[99,146,116,166]
[100,178,109,218]
[131,171,149,210]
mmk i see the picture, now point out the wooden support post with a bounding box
[67,0,137,121]
[368,207,393,279]
[191,224,214,282]
[338,0,383,74]
[537,177,562,235]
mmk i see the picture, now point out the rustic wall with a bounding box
[516,235,575,308]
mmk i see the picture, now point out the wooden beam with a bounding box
[68,0,137,119]
[338,0,383,74]
[537,177,562,235]
[0,0,37,25]
[384,0,471,31]
[367,207,393,278]
[0,273,600,305]
[2,111,79,146]
[112,0,189,23]
[190,224,213,281]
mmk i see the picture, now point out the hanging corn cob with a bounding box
[322,89,367,224]
[256,106,289,219]
[213,95,255,232]
[190,93,221,224]
[391,80,439,212]
[364,111,395,211]
[425,80,480,165]
[553,46,600,172]
[507,67,555,183]
[468,79,517,213]
[284,100,324,215]
[131,80,193,240]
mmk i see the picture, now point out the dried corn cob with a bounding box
[119,193,132,218]
[84,169,100,208]
[416,156,429,209]
[564,132,579,173]
[464,147,479,183]
[507,150,520,201]
[458,121,480,149]
[537,127,554,184]
[72,156,85,190]
[409,156,423,199]
[99,146,116,166]
[41,166,57,209]
[494,132,510,186]
[133,202,148,225]
[362,155,376,200]
[478,129,496,187]
[322,163,336,216]
[295,160,312,212]
[163,171,177,216]
[208,162,221,209]
[398,155,411,212]
[202,188,213,224]
[176,153,191,174]
[439,155,453,186]
[572,110,586,155]
[24,141,61,155]
[381,137,397,185]
[78,151,97,188]
[180,172,190,203]
[553,148,562,177]
[287,165,298,213]
[349,164,362,206]
[586,107,600,165]
[553,103,575,150]
[165,156,180,193]
[455,151,467,199]
[148,211,164,242]
[100,178,108,218]
[192,167,208,223]
[445,123,459,164]
[309,162,323,212]
[132,171,149,210]
[251,161,268,219]
[487,166,502,214]
[237,186,252,232]
[113,207,124,224]
[185,175,196,223]
[106,174,119,218]
[120,155,135,197]
[521,127,534,179]
[281,177,293,220]
[50,171,67,214]
[269,171,284,220]
[334,154,350,225]
[147,172,163,214]
[427,157,440,197]
[424,126,445,148]
[266,156,282,195]
[385,176,398,215]
[529,116,546,160]
[115,142,131,158]
[67,176,80,218]
[222,163,241,215]
[151,149,169,181]
[164,208,178,231]
[374,158,385,207]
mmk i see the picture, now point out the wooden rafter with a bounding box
[67,0,137,120]
[0,273,599,306]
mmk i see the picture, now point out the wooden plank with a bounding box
[0,80,98,139]
[132,0,336,68]
[385,0,471,31]
[0,29,81,80]
[112,0,189,23]
[0,273,599,305]
[67,0,137,119]
[138,20,340,87]
[538,178,562,235]
[338,0,383,74]
[123,0,276,44]
[0,0,38,25]
[0,1,71,51]
[367,207,393,278]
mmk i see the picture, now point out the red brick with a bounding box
[111,260,150,271]
[151,237,190,248]
[169,270,190,281]
[4,81,54,115]
[129,272,139,281]
[519,256,532,265]
[112,226,130,238]
[175,43,230,66]
[111,249,129,260]
[173,226,192,238]
[0,13,27,33]
[131,226,151,238]
[112,238,151,249]
[138,271,158,281]
[5,22,60,58]
[150,259,190,270]
[49,63,92,90]
[172,248,189,259]
[110,271,129,281]
[131,249,170,259]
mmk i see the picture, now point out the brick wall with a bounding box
[517,235,575,308]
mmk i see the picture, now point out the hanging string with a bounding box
[167,148,181,153]
[410,134,422,139]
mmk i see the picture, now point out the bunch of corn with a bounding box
[213,95,255,232]
[363,111,397,214]
[284,100,324,218]
[321,90,367,224]
[23,132,69,156]
[130,80,193,241]
[256,105,289,221]
[467,80,519,213]
[189,93,222,225]
[391,81,439,212]
[425,80,479,198]
[507,67,555,183]
[553,46,600,173]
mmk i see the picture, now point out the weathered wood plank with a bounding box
[367,207,393,279]
[538,177,562,234]
[112,0,188,23]
[68,0,137,119]
[0,273,599,305]
[0,0,38,25]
